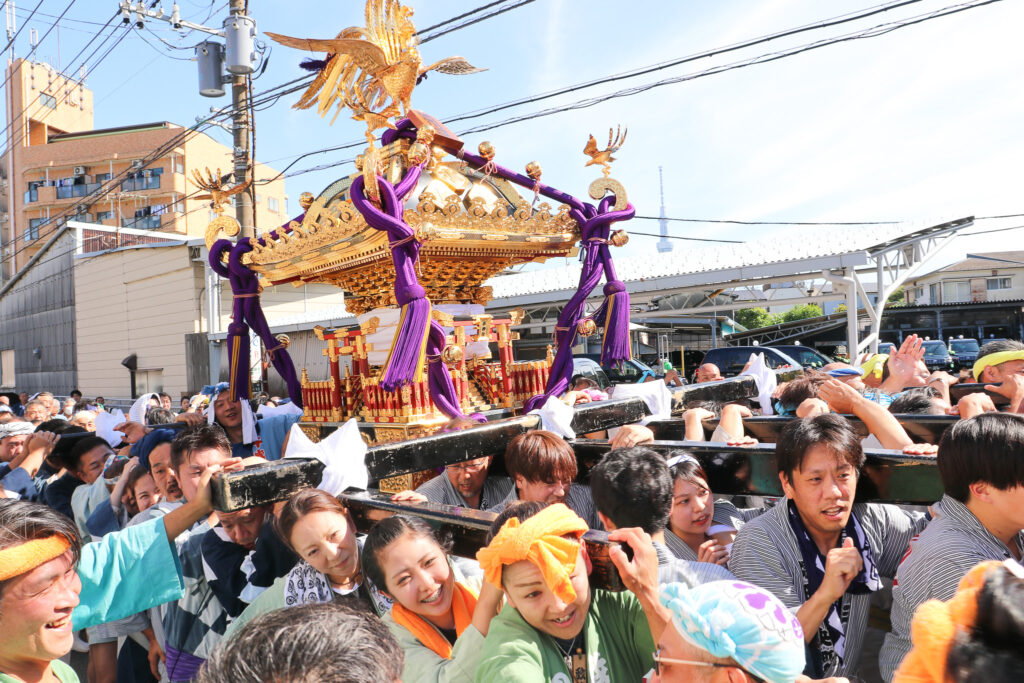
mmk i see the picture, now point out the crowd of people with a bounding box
[0,336,1023,682]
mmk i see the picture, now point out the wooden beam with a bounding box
[338,489,626,591]
[570,440,943,505]
[211,458,324,512]
[645,414,957,445]
[948,383,1010,406]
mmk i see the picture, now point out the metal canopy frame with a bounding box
[487,217,974,356]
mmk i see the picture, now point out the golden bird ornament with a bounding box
[266,0,485,142]
[583,125,628,176]
[191,168,251,214]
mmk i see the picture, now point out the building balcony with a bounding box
[121,214,163,230]
[24,188,37,203]
[121,176,161,192]
[55,182,102,200]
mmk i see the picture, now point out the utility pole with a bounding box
[228,0,253,239]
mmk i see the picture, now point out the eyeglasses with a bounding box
[447,462,488,473]
[652,649,764,682]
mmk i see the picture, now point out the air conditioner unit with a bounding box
[1,214,8,223]
[73,165,85,176]
[131,160,144,169]
[74,204,87,214]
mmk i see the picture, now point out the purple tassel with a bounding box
[226,320,251,403]
[379,293,431,392]
[599,281,631,366]
[299,57,329,72]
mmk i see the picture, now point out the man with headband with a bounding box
[207,383,301,460]
[475,501,671,682]
[970,339,1024,410]
[654,580,807,683]
[0,421,53,501]
[0,460,230,683]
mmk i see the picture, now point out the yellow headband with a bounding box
[860,353,889,380]
[892,560,999,683]
[476,503,589,604]
[972,350,1024,381]
[0,535,71,581]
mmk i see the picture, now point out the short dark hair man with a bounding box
[487,430,602,528]
[590,446,734,586]
[198,602,404,683]
[729,414,929,679]
[973,339,1024,384]
[878,412,1024,680]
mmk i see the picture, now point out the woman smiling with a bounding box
[362,515,503,683]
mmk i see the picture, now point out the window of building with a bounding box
[941,280,971,303]
[39,93,56,109]
[24,217,46,241]
[268,196,280,213]
[986,277,1012,291]
[96,210,114,221]
[95,172,111,183]
[0,349,14,388]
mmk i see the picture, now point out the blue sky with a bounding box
[9,0,1024,271]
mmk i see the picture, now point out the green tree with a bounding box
[734,307,776,329]
[836,303,848,313]
[778,303,824,323]
[886,287,905,308]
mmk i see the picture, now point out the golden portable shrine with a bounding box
[202,0,636,453]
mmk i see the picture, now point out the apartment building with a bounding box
[1,58,288,280]
[905,251,1024,305]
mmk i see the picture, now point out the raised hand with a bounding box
[819,537,863,603]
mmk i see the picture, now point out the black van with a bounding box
[698,346,801,378]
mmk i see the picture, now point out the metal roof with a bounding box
[487,218,972,307]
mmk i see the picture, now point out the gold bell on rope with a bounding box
[609,229,629,247]
[407,142,431,166]
[441,345,464,366]
[577,319,597,337]
[478,141,495,160]
[525,161,542,181]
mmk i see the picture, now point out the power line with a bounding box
[456,0,1006,137]
[0,0,47,55]
[442,0,930,125]
[629,231,745,244]
[633,215,900,226]
[419,0,536,43]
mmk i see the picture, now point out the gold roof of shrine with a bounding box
[243,139,580,314]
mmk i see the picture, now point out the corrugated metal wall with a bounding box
[0,231,78,394]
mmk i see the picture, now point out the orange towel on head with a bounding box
[391,581,478,659]
[476,503,589,604]
[892,560,999,683]
[0,535,71,581]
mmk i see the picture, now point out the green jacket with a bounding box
[475,589,655,683]
[1,660,77,683]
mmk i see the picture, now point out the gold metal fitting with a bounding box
[478,140,495,160]
[609,229,629,247]
[577,319,597,337]
[441,345,464,366]
[354,154,365,171]
[407,142,431,166]
[299,192,314,210]
[525,161,542,181]
[275,333,292,349]
[415,123,436,146]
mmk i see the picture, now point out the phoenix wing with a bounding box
[583,135,599,157]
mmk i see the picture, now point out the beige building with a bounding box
[74,239,343,399]
[1,58,287,280]
[905,251,1024,306]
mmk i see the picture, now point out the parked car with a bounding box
[575,354,679,386]
[570,357,611,390]
[698,346,801,378]
[948,337,980,369]
[921,340,954,371]
[767,345,833,370]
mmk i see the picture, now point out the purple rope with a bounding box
[208,237,304,408]
[349,166,477,421]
